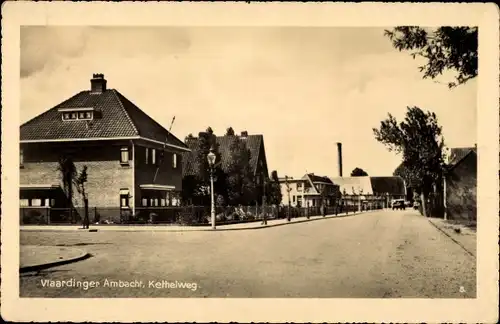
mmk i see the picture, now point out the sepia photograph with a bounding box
[1,2,499,323]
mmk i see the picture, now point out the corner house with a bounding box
[20,74,190,224]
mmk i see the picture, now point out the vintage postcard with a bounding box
[1,2,499,323]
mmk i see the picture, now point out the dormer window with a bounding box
[59,107,94,121]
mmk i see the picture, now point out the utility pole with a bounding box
[285,175,292,221]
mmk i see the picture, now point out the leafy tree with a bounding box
[57,155,77,208]
[373,106,445,216]
[182,128,222,205]
[384,27,477,88]
[351,167,369,177]
[226,127,235,136]
[225,134,254,205]
[74,165,90,228]
[267,170,283,206]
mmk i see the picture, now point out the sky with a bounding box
[20,26,477,178]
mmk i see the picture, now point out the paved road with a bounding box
[19,209,476,298]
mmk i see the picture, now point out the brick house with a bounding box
[444,146,477,221]
[20,74,190,222]
[279,173,340,208]
[182,131,269,204]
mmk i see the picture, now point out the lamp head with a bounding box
[207,147,216,166]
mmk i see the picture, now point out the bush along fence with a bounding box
[20,202,383,226]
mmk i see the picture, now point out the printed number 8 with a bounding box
[459,286,466,293]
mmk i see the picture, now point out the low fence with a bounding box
[20,202,383,226]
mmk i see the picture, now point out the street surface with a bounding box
[19,209,476,298]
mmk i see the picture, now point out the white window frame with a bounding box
[152,148,156,165]
[20,148,24,166]
[172,153,177,169]
[145,148,149,164]
[120,146,129,164]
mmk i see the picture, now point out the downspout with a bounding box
[130,140,136,217]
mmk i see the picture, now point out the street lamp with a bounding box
[207,149,217,230]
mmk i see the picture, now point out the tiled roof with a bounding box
[182,134,264,177]
[329,176,374,195]
[448,147,477,169]
[370,176,406,195]
[20,88,187,149]
[306,174,334,184]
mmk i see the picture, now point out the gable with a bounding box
[181,134,265,177]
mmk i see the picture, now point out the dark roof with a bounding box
[182,134,264,177]
[369,176,406,195]
[20,89,187,149]
[448,147,477,169]
[307,174,333,184]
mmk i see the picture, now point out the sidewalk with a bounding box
[20,245,90,272]
[20,210,375,232]
[428,217,476,257]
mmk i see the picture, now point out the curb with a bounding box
[427,219,475,258]
[21,210,376,233]
[212,210,375,231]
[20,252,92,273]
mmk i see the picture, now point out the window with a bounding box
[50,199,56,207]
[160,198,166,207]
[297,182,302,191]
[20,148,24,167]
[297,196,302,207]
[312,199,316,207]
[293,196,296,203]
[142,198,148,207]
[120,147,129,164]
[145,148,149,164]
[172,153,177,169]
[20,199,29,207]
[62,110,93,121]
[120,195,129,208]
[31,199,42,207]
[152,148,156,165]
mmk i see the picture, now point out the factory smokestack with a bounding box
[336,142,343,177]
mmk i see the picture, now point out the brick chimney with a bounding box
[90,73,107,93]
[240,131,248,139]
[336,142,343,177]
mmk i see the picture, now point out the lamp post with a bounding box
[207,149,216,230]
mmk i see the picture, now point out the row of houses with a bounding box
[19,74,477,222]
[279,174,406,209]
[19,74,270,219]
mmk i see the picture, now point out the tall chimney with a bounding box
[336,142,343,177]
[90,73,107,93]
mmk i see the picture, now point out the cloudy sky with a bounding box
[20,26,477,178]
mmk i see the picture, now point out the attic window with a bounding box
[59,107,95,121]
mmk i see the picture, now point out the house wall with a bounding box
[133,141,183,207]
[279,180,307,207]
[445,153,477,221]
[20,141,134,208]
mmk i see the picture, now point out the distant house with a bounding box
[444,146,477,221]
[328,176,406,208]
[182,131,269,203]
[279,173,340,208]
[20,74,190,222]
